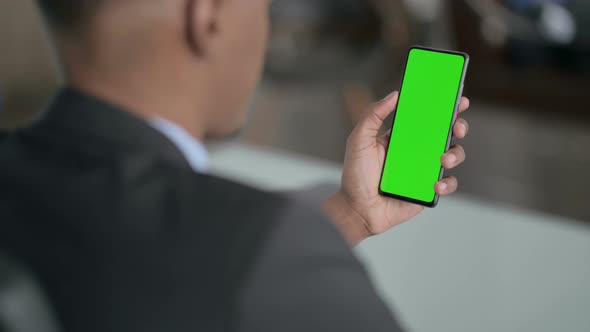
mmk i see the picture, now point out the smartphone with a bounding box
[379,46,469,207]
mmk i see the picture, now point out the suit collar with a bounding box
[148,117,209,173]
[31,87,193,170]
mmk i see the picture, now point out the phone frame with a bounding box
[379,45,470,208]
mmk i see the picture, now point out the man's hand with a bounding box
[323,91,471,246]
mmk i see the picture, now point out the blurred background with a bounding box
[0,0,589,332]
[3,0,589,221]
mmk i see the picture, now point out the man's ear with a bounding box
[185,0,219,56]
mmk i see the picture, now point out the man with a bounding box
[0,0,471,331]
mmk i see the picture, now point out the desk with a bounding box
[210,142,590,332]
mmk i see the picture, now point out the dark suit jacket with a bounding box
[0,88,402,332]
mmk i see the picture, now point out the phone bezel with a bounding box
[379,45,470,208]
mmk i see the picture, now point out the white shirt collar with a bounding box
[148,117,209,173]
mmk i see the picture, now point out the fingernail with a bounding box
[386,91,399,99]
[439,182,448,192]
[447,154,457,164]
[460,123,468,133]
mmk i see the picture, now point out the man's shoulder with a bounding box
[0,131,12,145]
[172,169,337,247]
[165,166,333,234]
[143,160,290,213]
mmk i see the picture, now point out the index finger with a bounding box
[458,97,470,114]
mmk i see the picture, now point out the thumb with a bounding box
[356,91,398,137]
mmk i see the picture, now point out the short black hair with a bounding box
[36,0,100,30]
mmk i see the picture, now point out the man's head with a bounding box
[37,0,272,139]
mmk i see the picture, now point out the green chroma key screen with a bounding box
[380,47,468,206]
